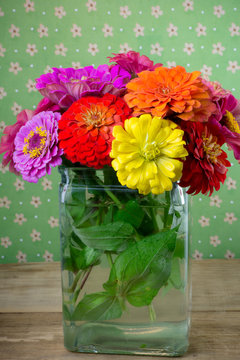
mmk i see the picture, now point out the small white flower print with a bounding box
[229,23,240,37]
[0,44,6,57]
[183,43,195,55]
[24,0,35,13]
[1,237,12,248]
[26,79,37,93]
[151,6,163,18]
[41,178,52,190]
[71,24,82,38]
[182,0,194,11]
[30,196,42,208]
[150,43,164,56]
[227,61,240,74]
[55,43,68,56]
[14,178,25,191]
[224,250,235,259]
[226,177,237,190]
[210,235,221,247]
[200,65,212,80]
[86,0,96,12]
[88,43,99,56]
[11,102,22,116]
[198,216,210,227]
[26,44,38,56]
[212,42,225,56]
[167,23,178,37]
[134,24,144,37]
[0,196,11,209]
[72,62,81,69]
[30,229,41,242]
[43,250,54,262]
[120,6,131,19]
[224,212,237,225]
[14,213,27,226]
[0,7,4,16]
[37,24,48,38]
[119,43,132,53]
[0,121,6,132]
[195,23,206,37]
[192,249,203,260]
[213,5,225,18]
[0,163,8,174]
[44,65,53,74]
[0,87,7,100]
[102,24,113,38]
[54,6,66,19]
[167,61,176,68]
[9,62,22,75]
[210,195,222,208]
[9,24,20,38]
[16,251,27,263]
[48,216,59,228]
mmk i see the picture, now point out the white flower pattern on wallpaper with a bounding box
[0,0,239,264]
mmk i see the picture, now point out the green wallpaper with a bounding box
[0,0,240,264]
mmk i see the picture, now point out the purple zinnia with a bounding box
[13,111,63,183]
[108,51,162,78]
[35,64,131,109]
[209,94,240,160]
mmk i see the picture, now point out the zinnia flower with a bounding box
[108,50,162,77]
[209,94,240,160]
[13,111,63,183]
[35,65,131,109]
[179,121,231,195]
[0,109,33,174]
[0,98,61,175]
[124,66,216,122]
[110,114,188,195]
[58,94,132,169]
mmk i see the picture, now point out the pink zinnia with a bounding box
[108,51,162,77]
[0,109,33,174]
[13,111,63,183]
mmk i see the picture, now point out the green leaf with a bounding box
[114,200,145,229]
[104,228,177,307]
[72,221,135,252]
[161,257,184,296]
[70,239,102,270]
[72,292,122,321]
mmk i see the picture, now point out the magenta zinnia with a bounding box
[13,111,63,183]
[35,65,131,109]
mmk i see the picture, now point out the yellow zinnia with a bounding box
[110,114,188,195]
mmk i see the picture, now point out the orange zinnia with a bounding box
[124,65,216,122]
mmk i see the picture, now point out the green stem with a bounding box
[95,177,122,209]
[70,269,82,292]
[149,303,157,322]
[106,251,114,267]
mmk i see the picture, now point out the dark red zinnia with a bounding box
[179,121,231,195]
[58,93,132,169]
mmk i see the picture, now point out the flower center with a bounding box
[142,142,161,161]
[23,126,47,158]
[82,104,108,127]
[221,110,240,134]
[202,134,222,163]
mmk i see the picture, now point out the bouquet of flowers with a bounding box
[1,51,239,196]
[0,52,240,350]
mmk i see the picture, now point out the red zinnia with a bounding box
[58,94,131,168]
[179,121,231,195]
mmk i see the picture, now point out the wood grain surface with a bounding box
[0,260,240,360]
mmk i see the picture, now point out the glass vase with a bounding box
[58,166,191,357]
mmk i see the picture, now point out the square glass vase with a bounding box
[58,166,191,357]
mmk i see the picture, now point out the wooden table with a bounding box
[0,260,239,360]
